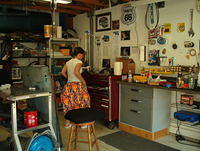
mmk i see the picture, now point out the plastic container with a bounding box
[24,110,38,128]
[128,70,132,82]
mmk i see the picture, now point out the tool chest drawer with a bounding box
[121,84,153,105]
[121,84,153,100]
[83,73,121,129]
[120,94,152,131]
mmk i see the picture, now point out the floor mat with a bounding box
[98,131,180,151]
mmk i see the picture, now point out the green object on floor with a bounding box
[99,131,180,151]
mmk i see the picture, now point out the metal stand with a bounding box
[8,88,57,151]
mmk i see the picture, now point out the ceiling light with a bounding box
[42,0,72,4]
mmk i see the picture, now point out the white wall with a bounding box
[73,13,90,50]
[74,0,200,73]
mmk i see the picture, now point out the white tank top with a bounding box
[66,58,82,82]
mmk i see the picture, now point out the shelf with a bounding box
[11,39,46,43]
[50,55,71,59]
[13,56,50,59]
[171,103,200,113]
[49,52,72,59]
[50,38,79,43]
[170,118,200,130]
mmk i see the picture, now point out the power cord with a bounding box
[175,91,200,147]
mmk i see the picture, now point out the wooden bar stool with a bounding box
[65,108,104,151]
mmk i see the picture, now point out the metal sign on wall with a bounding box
[121,4,136,25]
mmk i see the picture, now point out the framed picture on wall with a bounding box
[96,12,111,32]
[121,46,130,57]
[112,20,120,30]
[121,30,130,40]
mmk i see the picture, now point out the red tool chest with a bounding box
[83,73,121,129]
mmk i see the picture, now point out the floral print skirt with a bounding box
[60,82,90,113]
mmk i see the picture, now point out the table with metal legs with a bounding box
[5,86,57,151]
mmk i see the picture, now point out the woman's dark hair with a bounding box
[70,47,85,57]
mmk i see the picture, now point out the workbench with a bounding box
[0,85,57,151]
[119,81,200,140]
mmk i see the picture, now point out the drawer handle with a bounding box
[102,98,109,102]
[130,99,142,103]
[130,109,141,114]
[131,89,142,92]
[101,104,109,108]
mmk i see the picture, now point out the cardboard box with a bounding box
[116,58,135,74]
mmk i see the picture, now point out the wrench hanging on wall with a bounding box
[188,9,195,37]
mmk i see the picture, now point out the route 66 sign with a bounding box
[121,4,136,25]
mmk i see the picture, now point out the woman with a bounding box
[61,47,90,128]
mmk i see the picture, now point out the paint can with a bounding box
[44,25,52,38]
[44,25,57,38]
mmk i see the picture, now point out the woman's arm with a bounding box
[61,64,68,78]
[74,63,86,86]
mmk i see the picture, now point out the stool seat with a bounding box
[65,108,104,124]
[65,108,103,151]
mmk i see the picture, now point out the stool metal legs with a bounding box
[66,122,99,151]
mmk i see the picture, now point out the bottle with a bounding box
[188,72,195,89]
[147,71,152,84]
[128,70,132,83]
[197,70,200,87]
[176,72,182,88]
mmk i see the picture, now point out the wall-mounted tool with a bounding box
[184,41,195,48]
[188,9,195,37]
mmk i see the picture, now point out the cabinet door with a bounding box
[120,84,153,131]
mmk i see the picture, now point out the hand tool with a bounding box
[188,9,195,37]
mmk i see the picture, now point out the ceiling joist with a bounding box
[73,0,107,7]
[58,4,91,11]
[0,0,109,15]
[0,1,22,6]
[28,6,79,15]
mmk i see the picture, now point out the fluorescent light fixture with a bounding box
[130,0,169,6]
[42,0,72,4]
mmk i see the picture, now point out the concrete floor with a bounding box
[58,111,200,151]
[0,111,199,151]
